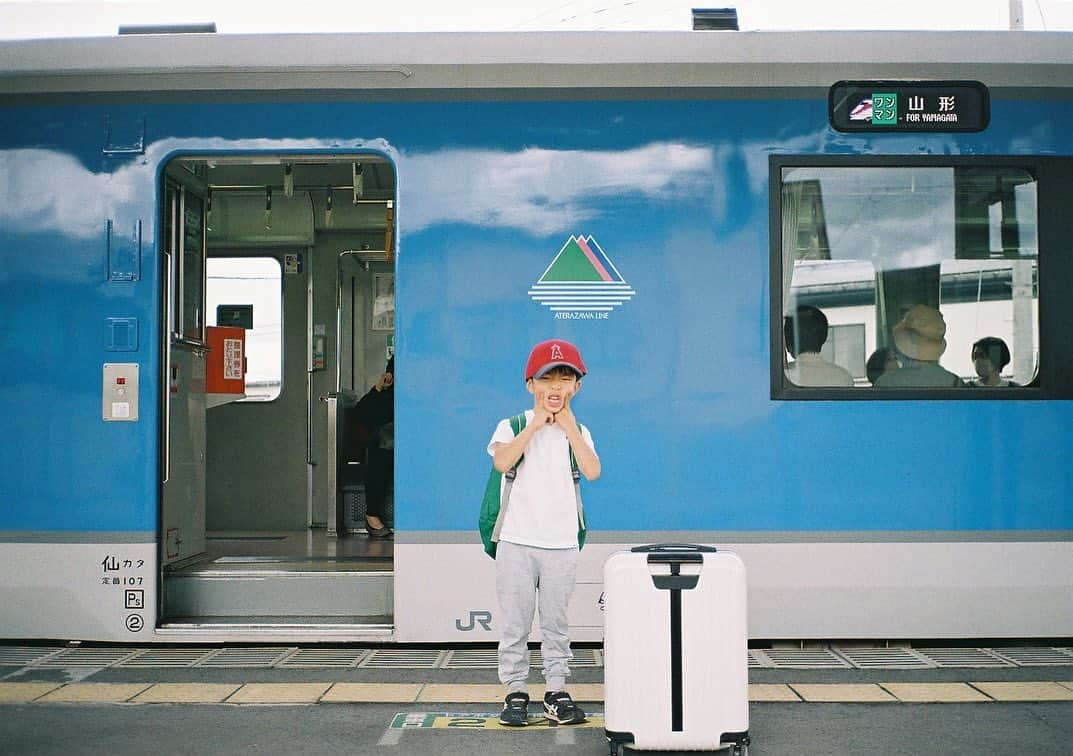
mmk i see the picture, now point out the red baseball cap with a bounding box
[525,339,587,381]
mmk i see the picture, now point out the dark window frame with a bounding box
[769,154,1073,400]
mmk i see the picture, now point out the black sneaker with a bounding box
[499,692,530,727]
[543,690,586,724]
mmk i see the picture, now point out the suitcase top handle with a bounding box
[632,543,717,564]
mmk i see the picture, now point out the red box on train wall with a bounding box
[206,326,246,397]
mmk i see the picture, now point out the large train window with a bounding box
[774,161,1039,397]
[207,256,283,401]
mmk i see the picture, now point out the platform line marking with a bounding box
[879,682,991,703]
[35,682,153,703]
[789,683,898,703]
[16,681,1073,705]
[970,682,1073,701]
[131,683,243,704]
[748,683,801,702]
[0,682,64,702]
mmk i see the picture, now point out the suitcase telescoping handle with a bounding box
[632,543,716,590]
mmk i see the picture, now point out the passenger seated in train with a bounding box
[873,305,964,388]
[969,337,1018,387]
[866,347,899,386]
[783,305,855,387]
[354,356,395,537]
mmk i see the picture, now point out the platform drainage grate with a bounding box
[835,648,936,669]
[277,648,368,668]
[0,647,66,667]
[196,647,295,668]
[753,649,852,669]
[118,648,216,667]
[988,647,1073,666]
[33,648,141,667]
[360,649,446,669]
[915,648,1013,668]
[4,644,1071,670]
[443,649,499,669]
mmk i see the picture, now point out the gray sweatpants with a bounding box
[495,540,579,695]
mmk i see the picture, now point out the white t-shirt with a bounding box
[487,410,597,550]
[786,352,855,387]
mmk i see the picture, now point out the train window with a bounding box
[778,164,1038,394]
[164,181,207,343]
[207,256,283,401]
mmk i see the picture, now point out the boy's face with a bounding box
[527,369,580,414]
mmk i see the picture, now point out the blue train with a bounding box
[1,29,1071,643]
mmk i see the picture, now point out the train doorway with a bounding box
[158,154,397,634]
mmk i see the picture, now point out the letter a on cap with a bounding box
[550,344,564,360]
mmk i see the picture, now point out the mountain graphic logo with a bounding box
[529,235,635,317]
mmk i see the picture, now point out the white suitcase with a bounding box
[604,544,749,755]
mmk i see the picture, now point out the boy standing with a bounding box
[486,339,600,726]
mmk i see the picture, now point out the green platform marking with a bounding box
[391,712,605,730]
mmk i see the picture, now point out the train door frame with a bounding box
[156,150,398,633]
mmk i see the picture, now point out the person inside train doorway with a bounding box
[355,356,394,537]
[484,339,600,727]
[783,305,855,386]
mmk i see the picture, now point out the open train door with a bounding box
[157,153,396,637]
[160,170,209,570]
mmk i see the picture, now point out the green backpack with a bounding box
[478,413,587,559]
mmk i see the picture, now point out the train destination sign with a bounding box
[829,81,989,133]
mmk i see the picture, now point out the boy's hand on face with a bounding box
[531,389,554,426]
[552,387,579,434]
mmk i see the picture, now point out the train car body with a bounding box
[1,30,1071,643]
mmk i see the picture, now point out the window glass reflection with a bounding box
[781,166,1038,389]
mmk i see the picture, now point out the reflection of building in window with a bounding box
[823,324,867,381]
[781,166,1039,390]
[207,257,283,401]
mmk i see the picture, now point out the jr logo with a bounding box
[456,610,493,632]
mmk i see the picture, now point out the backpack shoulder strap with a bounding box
[509,413,527,437]
[571,424,585,538]
[505,413,527,479]
[491,413,528,549]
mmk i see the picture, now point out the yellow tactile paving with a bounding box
[17,680,1073,705]
[36,683,152,703]
[790,684,897,703]
[569,684,604,702]
[225,683,332,704]
[0,683,62,702]
[881,683,990,703]
[971,682,1073,701]
[323,683,422,703]
[418,684,504,703]
[749,684,801,702]
[132,683,243,704]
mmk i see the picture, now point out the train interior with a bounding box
[159,154,397,630]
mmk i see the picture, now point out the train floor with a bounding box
[2,642,1072,754]
[198,528,394,566]
[161,530,393,627]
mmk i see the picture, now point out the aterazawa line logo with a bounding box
[528,235,635,320]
